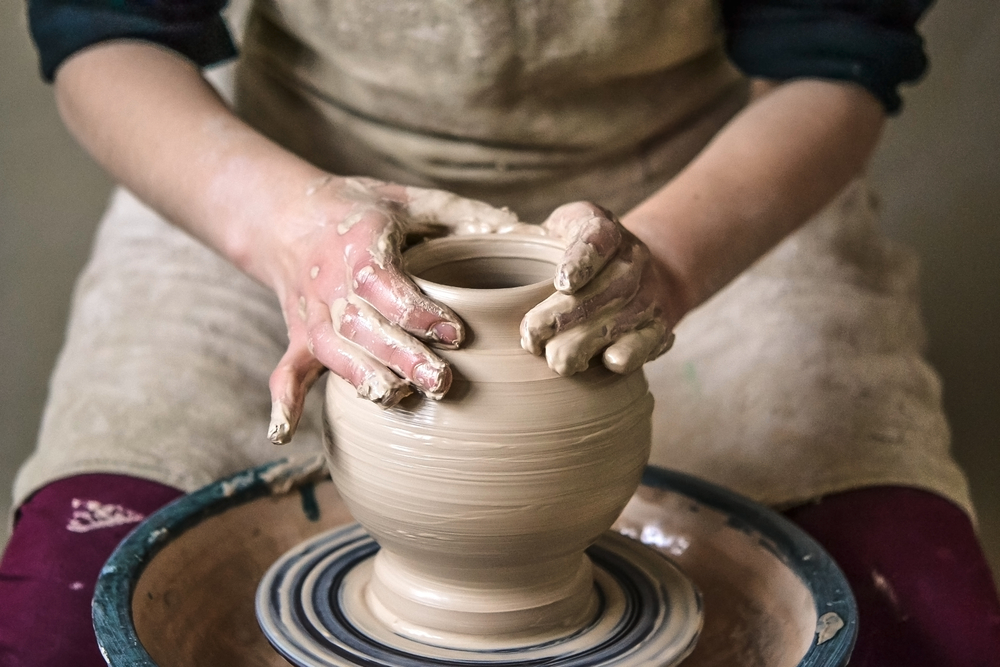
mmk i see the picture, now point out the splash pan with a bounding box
[93,457,855,667]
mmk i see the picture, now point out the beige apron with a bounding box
[14,0,972,517]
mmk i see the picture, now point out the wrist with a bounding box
[212,163,341,293]
[621,211,698,327]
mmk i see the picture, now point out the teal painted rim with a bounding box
[641,468,857,667]
[93,460,856,666]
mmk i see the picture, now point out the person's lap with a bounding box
[3,475,997,666]
[0,475,183,666]
[2,184,998,665]
[11,188,326,508]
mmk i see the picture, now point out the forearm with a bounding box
[623,79,885,323]
[53,41,326,288]
[52,40,489,427]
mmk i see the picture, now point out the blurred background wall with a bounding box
[2,2,998,580]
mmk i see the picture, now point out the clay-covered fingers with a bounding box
[300,292,446,401]
[520,242,647,356]
[265,176,501,446]
[520,216,677,376]
[603,324,675,375]
[344,244,465,348]
[267,308,417,444]
[267,341,325,445]
[317,339,414,406]
[399,186,532,235]
[330,296,452,399]
[541,202,624,294]
[294,298,409,403]
[596,276,675,374]
[536,285,666,376]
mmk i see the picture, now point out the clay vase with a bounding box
[324,235,654,649]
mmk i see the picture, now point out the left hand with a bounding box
[520,202,678,376]
[265,178,540,443]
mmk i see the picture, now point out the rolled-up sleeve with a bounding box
[28,0,236,82]
[721,0,935,113]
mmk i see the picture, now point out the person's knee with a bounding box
[0,474,182,666]
[785,486,1000,666]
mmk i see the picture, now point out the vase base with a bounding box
[257,525,702,667]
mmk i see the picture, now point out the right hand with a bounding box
[262,176,525,444]
[520,202,678,376]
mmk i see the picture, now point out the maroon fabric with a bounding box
[0,475,183,667]
[785,486,1000,667]
[2,478,998,666]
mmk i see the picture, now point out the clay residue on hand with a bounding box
[403,187,525,234]
[542,202,623,294]
[603,326,674,374]
[520,245,643,356]
[520,208,677,376]
[336,208,367,235]
[330,331,413,407]
[268,400,295,445]
[330,295,451,400]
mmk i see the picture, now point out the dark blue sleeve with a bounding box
[720,0,936,113]
[27,0,237,82]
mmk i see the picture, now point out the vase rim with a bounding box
[403,235,564,297]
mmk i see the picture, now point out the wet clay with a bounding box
[125,468,825,667]
[257,525,701,664]
[403,186,524,234]
[323,236,654,647]
[614,487,817,667]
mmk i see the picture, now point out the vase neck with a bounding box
[405,236,563,351]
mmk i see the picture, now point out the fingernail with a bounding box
[268,401,293,445]
[414,362,451,399]
[428,321,461,347]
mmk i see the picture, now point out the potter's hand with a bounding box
[520,202,676,376]
[267,177,522,444]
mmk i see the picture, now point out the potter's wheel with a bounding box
[256,526,701,667]
[93,456,856,667]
